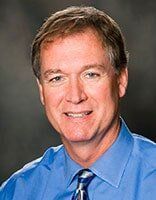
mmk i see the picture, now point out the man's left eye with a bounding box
[85,72,100,78]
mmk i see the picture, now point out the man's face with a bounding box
[38,29,128,146]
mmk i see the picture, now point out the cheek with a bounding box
[86,83,112,103]
[43,87,65,110]
[87,81,119,113]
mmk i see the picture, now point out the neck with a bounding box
[62,118,120,168]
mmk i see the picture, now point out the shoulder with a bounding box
[0,145,64,198]
[131,135,156,199]
[121,120,156,169]
[131,133,156,184]
[132,133,156,167]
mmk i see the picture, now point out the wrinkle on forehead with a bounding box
[40,28,115,80]
[42,62,114,80]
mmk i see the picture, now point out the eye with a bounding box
[47,74,67,86]
[85,71,100,79]
[49,75,63,82]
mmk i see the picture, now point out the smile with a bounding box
[65,111,92,118]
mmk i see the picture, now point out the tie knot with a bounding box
[77,169,94,189]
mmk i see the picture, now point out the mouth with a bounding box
[64,111,92,118]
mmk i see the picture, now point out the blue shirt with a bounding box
[1,120,156,200]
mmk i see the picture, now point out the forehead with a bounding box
[41,27,104,51]
[40,28,111,74]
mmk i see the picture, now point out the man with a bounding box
[0,6,156,200]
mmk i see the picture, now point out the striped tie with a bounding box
[72,169,95,200]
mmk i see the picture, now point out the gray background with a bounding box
[0,0,156,184]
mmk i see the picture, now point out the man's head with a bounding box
[31,6,129,79]
[31,6,128,156]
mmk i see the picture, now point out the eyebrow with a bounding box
[82,63,107,71]
[43,63,108,78]
[43,69,63,79]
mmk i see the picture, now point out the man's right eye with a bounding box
[49,76,62,82]
[46,74,68,86]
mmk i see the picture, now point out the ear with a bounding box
[118,67,128,98]
[36,79,45,105]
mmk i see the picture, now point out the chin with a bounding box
[61,129,93,143]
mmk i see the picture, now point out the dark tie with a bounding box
[71,169,95,200]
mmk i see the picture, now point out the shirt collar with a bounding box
[63,148,83,187]
[90,119,134,188]
[63,119,134,188]
[39,145,82,187]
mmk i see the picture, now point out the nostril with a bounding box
[65,82,87,104]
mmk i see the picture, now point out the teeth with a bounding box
[66,111,91,118]
[68,113,85,118]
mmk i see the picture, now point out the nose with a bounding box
[65,78,87,104]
